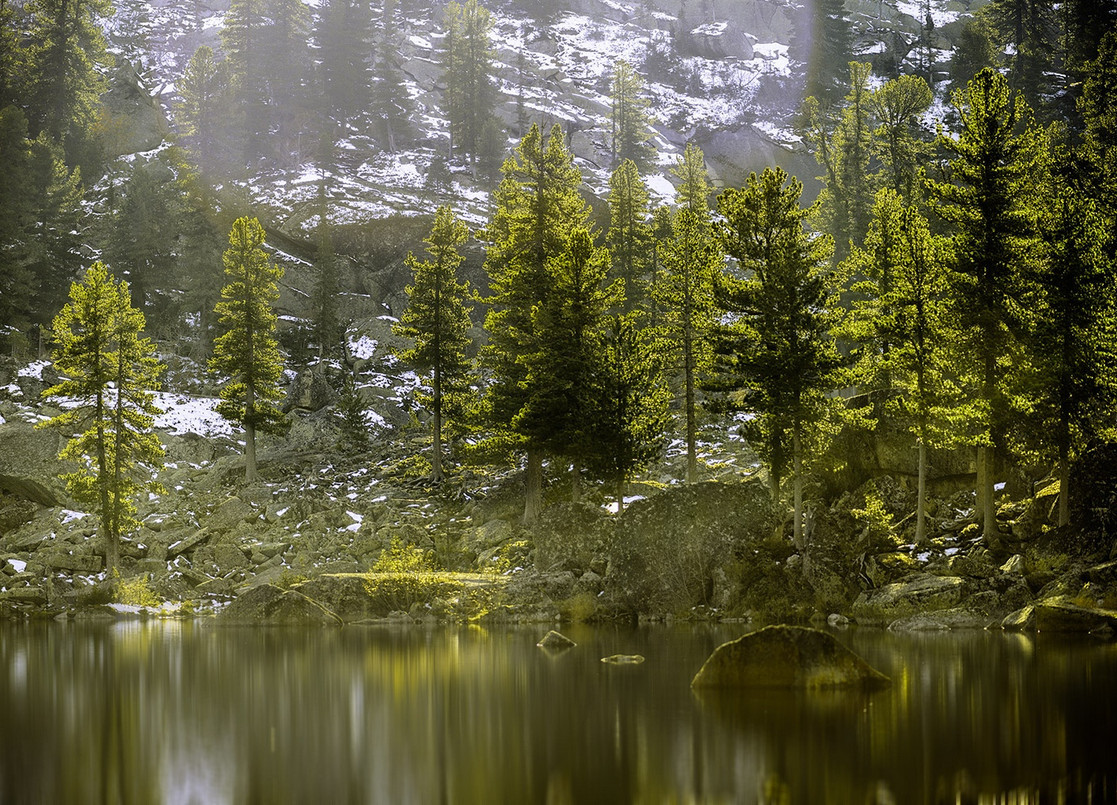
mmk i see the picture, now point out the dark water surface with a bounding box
[1,620,1115,803]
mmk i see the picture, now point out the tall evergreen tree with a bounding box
[105,166,177,315]
[175,46,229,176]
[609,60,656,171]
[950,16,1001,95]
[606,159,652,313]
[792,0,852,107]
[985,0,1058,110]
[1031,176,1117,526]
[1080,31,1117,201]
[39,262,164,576]
[372,0,412,153]
[672,142,712,216]
[22,0,112,163]
[442,0,497,165]
[482,123,590,522]
[926,68,1043,546]
[654,206,720,483]
[221,0,268,163]
[315,0,373,123]
[396,206,473,483]
[209,217,287,482]
[804,61,874,263]
[713,167,842,547]
[843,191,956,544]
[870,74,933,200]
[311,174,342,357]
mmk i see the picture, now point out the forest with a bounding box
[2,0,1117,626]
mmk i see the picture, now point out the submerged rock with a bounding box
[601,654,644,664]
[691,625,890,689]
[537,630,576,650]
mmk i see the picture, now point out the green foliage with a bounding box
[850,489,895,549]
[315,0,372,121]
[209,216,287,481]
[116,573,161,608]
[950,16,1001,95]
[609,60,656,171]
[372,0,412,152]
[606,159,653,313]
[175,46,229,175]
[372,535,436,573]
[1080,31,1117,201]
[39,262,165,574]
[712,167,842,545]
[671,142,712,215]
[396,205,473,480]
[442,0,497,163]
[336,365,371,453]
[870,74,933,201]
[984,0,1058,109]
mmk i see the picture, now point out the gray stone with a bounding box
[218,583,343,626]
[1000,554,1026,575]
[0,421,70,507]
[213,543,249,571]
[827,613,850,627]
[888,608,990,631]
[46,552,103,573]
[1035,598,1117,633]
[691,625,890,689]
[0,586,48,605]
[852,574,966,623]
[99,61,168,156]
[166,529,211,559]
[537,630,577,649]
[601,654,645,664]
[1087,560,1117,587]
[1002,605,1037,631]
[205,498,257,532]
[283,369,335,413]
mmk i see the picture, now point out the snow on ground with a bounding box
[152,393,236,438]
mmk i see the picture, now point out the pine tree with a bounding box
[606,159,652,313]
[950,16,1001,95]
[870,74,933,200]
[654,206,720,483]
[609,60,656,171]
[336,365,371,453]
[22,0,112,163]
[221,0,268,163]
[804,62,875,263]
[926,68,1043,546]
[0,0,25,111]
[175,46,229,176]
[396,206,473,482]
[0,107,36,338]
[843,191,956,544]
[209,217,287,482]
[792,0,852,107]
[672,142,712,216]
[985,0,1058,110]
[39,262,164,576]
[442,0,497,165]
[1080,31,1117,201]
[589,313,670,511]
[105,166,177,315]
[315,0,373,123]
[372,0,412,153]
[713,167,842,547]
[1031,175,1117,526]
[482,123,590,522]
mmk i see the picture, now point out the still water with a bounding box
[1,620,1115,804]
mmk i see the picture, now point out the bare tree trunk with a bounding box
[1058,434,1070,528]
[432,364,443,482]
[793,430,804,551]
[981,444,997,546]
[685,331,697,484]
[245,383,257,482]
[916,439,927,545]
[523,448,542,525]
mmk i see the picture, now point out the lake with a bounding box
[1,620,1115,803]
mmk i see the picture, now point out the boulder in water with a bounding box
[691,625,890,689]
[537,630,576,650]
[217,583,342,626]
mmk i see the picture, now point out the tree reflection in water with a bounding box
[0,622,1114,803]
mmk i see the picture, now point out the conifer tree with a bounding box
[609,60,656,171]
[482,124,590,522]
[39,263,164,576]
[950,16,1000,94]
[22,0,112,163]
[336,365,371,453]
[870,74,932,200]
[210,217,287,482]
[654,206,720,483]
[396,206,473,483]
[1031,178,1117,526]
[442,0,497,165]
[843,191,956,544]
[985,0,1058,110]
[221,0,268,162]
[1080,31,1117,201]
[315,0,373,122]
[175,46,229,176]
[0,0,25,111]
[106,166,177,315]
[372,0,412,153]
[672,142,712,216]
[927,68,1043,546]
[311,176,342,357]
[792,0,852,107]
[606,159,652,313]
[713,167,842,547]
[0,108,36,337]
[590,313,670,511]
[804,62,874,263]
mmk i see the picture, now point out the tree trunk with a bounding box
[616,475,625,514]
[981,444,997,546]
[1058,428,1070,528]
[685,335,697,484]
[523,448,542,525]
[245,382,257,482]
[793,430,804,551]
[916,439,927,545]
[432,365,443,483]
[571,460,581,503]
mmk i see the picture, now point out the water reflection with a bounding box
[0,622,1115,803]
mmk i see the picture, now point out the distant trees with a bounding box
[39,263,164,576]
[442,0,497,165]
[606,159,652,313]
[210,217,287,482]
[372,0,412,152]
[175,46,229,177]
[396,206,473,482]
[609,60,656,172]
